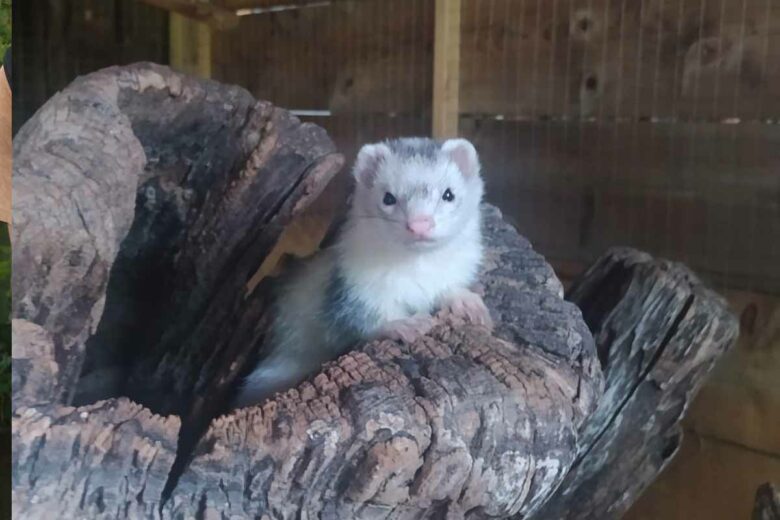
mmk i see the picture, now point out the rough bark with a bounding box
[12,63,343,517]
[12,399,180,519]
[532,248,739,520]
[12,61,343,411]
[754,483,780,520]
[11,64,603,519]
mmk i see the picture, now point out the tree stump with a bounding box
[533,248,739,520]
[11,64,603,519]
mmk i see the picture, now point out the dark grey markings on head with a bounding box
[322,266,381,350]
[384,137,442,162]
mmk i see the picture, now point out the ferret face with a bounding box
[351,138,484,250]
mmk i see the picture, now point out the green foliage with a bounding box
[0,0,9,58]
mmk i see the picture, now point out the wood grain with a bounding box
[533,247,739,520]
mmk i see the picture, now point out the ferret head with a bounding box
[350,137,484,250]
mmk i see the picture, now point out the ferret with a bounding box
[232,137,492,409]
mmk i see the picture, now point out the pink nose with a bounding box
[406,215,435,237]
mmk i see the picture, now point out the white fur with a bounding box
[233,138,485,409]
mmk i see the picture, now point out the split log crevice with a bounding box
[533,248,739,520]
[12,63,347,515]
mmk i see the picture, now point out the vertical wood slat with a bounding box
[432,0,461,138]
[169,12,211,78]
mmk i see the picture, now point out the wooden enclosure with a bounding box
[12,0,780,518]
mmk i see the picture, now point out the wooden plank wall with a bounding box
[212,0,435,265]
[212,0,433,114]
[458,0,780,121]
[212,0,779,294]
[468,118,780,292]
[13,0,169,134]
[457,0,780,294]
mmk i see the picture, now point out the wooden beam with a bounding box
[140,0,239,30]
[170,13,212,78]
[432,0,461,139]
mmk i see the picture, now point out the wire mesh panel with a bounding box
[211,0,778,294]
[212,0,433,156]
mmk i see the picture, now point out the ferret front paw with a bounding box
[377,314,436,344]
[437,289,494,330]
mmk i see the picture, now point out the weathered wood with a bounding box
[11,62,343,517]
[210,0,779,119]
[532,247,739,520]
[12,62,342,416]
[12,64,604,518]
[462,118,780,293]
[164,204,603,519]
[460,0,780,121]
[212,0,434,114]
[12,399,180,518]
[754,483,780,520]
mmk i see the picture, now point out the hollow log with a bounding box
[532,248,739,520]
[12,62,343,517]
[754,483,780,520]
[162,204,603,519]
[11,64,603,519]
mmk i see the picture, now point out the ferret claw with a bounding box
[377,314,436,344]
[438,289,494,330]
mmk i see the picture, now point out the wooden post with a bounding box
[169,13,212,78]
[432,0,461,139]
[140,0,238,30]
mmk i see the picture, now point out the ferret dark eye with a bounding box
[383,192,397,206]
[442,189,455,202]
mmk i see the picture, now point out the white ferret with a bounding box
[233,137,492,409]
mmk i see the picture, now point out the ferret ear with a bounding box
[353,143,391,188]
[441,138,480,178]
